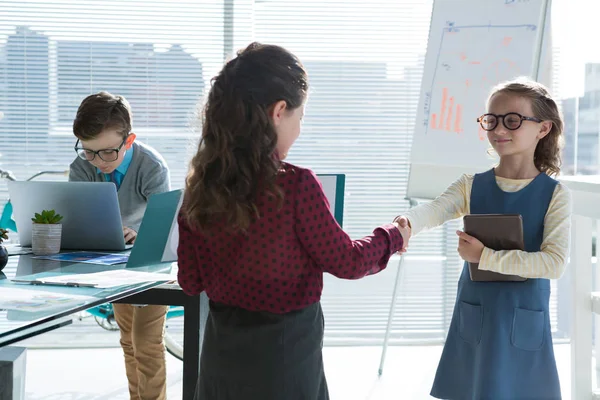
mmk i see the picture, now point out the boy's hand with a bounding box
[456,230,484,263]
[123,227,138,244]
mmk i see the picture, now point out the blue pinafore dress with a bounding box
[430,169,561,400]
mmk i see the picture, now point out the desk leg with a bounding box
[0,346,26,400]
[183,295,200,400]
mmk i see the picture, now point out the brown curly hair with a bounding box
[181,42,308,233]
[489,78,564,176]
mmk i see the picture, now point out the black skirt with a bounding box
[194,300,329,400]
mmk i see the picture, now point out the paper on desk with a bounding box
[30,269,175,288]
[0,286,96,313]
[31,251,129,265]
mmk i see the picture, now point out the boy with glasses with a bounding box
[69,91,170,400]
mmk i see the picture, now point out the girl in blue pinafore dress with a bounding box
[398,78,572,399]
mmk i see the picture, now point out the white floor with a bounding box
[22,344,572,400]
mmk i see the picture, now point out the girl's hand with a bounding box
[456,230,484,263]
[393,216,411,254]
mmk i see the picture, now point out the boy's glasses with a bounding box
[477,113,542,131]
[74,137,127,162]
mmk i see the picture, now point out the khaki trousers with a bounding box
[113,303,168,400]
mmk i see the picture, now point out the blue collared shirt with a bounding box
[97,146,134,189]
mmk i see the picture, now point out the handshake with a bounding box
[392,216,411,254]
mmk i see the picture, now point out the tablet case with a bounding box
[462,214,527,282]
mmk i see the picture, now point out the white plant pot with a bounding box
[31,223,62,255]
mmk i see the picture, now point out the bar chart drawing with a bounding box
[407,0,549,200]
[420,22,538,140]
[430,87,463,134]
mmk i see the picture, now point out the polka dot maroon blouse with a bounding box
[177,163,403,314]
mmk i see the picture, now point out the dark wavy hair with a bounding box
[181,42,308,233]
[489,78,564,176]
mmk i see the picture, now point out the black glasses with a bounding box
[477,113,542,131]
[74,137,127,162]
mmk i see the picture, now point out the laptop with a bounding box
[317,174,345,227]
[8,181,130,251]
[126,189,183,268]
[9,189,182,284]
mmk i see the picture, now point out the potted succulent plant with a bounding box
[0,228,8,271]
[31,209,63,256]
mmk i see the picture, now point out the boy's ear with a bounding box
[125,133,136,149]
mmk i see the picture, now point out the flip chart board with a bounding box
[407,0,552,200]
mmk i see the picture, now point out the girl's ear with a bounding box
[269,101,288,127]
[537,121,552,140]
[125,133,137,149]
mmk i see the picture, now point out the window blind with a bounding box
[0,0,563,346]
